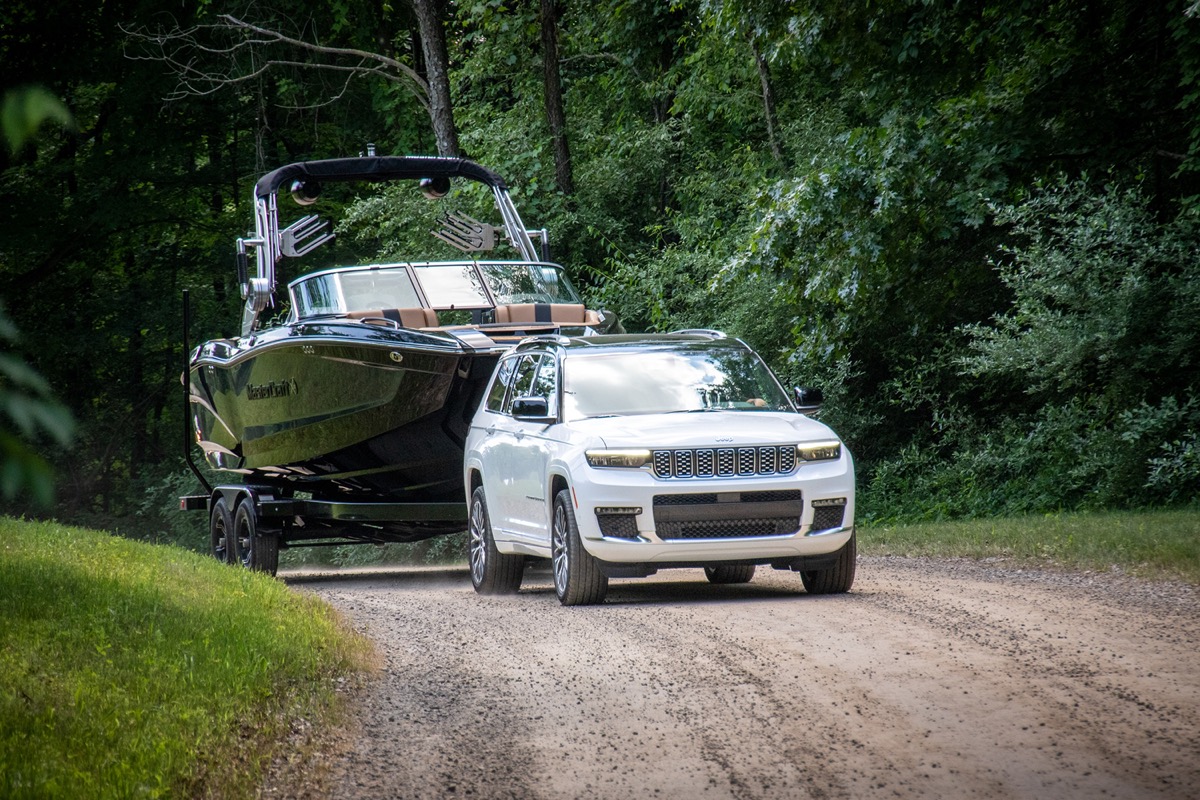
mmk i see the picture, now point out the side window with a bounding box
[504,354,540,414]
[485,356,518,412]
[531,353,558,417]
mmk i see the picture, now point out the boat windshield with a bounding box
[290,261,584,318]
[411,262,583,308]
[561,345,793,420]
[291,268,422,317]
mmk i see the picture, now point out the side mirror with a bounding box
[511,396,555,422]
[793,386,823,416]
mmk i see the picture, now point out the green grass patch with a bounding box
[863,507,1200,583]
[0,517,374,799]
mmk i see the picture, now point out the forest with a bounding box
[1,0,1198,536]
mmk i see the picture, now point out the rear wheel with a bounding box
[232,501,280,575]
[209,497,233,564]
[468,486,524,594]
[551,489,608,606]
[801,532,856,594]
[704,564,756,584]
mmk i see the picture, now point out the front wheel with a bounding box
[468,486,524,594]
[801,532,856,594]
[551,489,608,606]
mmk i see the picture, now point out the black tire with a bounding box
[468,486,524,594]
[801,532,856,594]
[704,564,756,584]
[209,496,233,564]
[551,489,608,606]
[232,501,280,575]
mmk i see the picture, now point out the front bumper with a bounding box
[570,459,855,565]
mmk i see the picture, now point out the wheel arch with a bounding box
[549,471,571,507]
[468,467,483,496]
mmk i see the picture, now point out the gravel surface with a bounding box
[260,556,1200,799]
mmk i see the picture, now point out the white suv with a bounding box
[463,332,856,605]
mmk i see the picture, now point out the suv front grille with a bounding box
[652,490,802,540]
[652,445,797,479]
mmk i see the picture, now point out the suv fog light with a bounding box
[809,497,847,533]
[596,511,640,539]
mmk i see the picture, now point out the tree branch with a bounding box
[121,14,430,111]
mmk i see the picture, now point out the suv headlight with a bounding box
[796,441,841,462]
[585,449,652,468]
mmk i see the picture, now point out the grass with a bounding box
[863,507,1200,583]
[1,508,1192,797]
[0,517,375,799]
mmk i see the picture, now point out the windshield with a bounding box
[290,260,583,317]
[411,262,583,308]
[561,345,793,420]
[291,267,421,317]
[479,263,582,304]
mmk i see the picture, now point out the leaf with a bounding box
[2,85,75,156]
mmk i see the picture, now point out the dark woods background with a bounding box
[2,0,1198,537]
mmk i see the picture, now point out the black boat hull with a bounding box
[189,321,499,502]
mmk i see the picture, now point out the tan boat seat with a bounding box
[493,303,600,325]
[347,308,439,328]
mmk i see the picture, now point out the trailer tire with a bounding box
[210,497,234,564]
[233,501,280,576]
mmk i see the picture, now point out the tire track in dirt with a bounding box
[262,558,1199,799]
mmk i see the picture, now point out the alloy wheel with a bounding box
[552,502,569,596]
[469,496,488,587]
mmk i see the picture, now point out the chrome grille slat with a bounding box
[652,445,798,479]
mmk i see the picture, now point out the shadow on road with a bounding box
[281,564,470,587]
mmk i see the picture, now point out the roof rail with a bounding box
[670,328,726,339]
[514,333,572,349]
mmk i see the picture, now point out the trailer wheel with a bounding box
[210,497,234,564]
[232,501,280,576]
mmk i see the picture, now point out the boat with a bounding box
[185,155,618,546]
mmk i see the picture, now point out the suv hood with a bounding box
[569,411,840,448]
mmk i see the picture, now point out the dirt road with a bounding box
[263,557,1199,799]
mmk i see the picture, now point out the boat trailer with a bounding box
[179,289,468,576]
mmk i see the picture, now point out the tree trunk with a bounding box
[540,0,574,195]
[749,35,782,164]
[412,0,460,157]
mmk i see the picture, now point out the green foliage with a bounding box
[955,180,1200,509]
[0,304,74,507]
[961,181,1200,400]
[1,86,74,156]
[0,518,373,799]
[5,0,1200,530]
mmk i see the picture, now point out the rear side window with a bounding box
[505,355,541,413]
[485,356,518,412]
[531,353,558,416]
